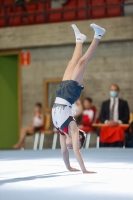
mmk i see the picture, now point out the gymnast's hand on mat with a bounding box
[83,170,97,174]
[68,167,80,172]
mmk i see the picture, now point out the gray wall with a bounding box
[22,41,133,148]
[22,41,133,126]
[0,16,133,50]
[0,16,133,148]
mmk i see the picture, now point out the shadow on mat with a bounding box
[0,171,80,186]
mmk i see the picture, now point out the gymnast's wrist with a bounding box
[66,165,71,170]
[67,166,71,170]
[81,165,87,172]
[82,168,87,173]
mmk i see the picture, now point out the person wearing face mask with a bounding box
[99,84,130,147]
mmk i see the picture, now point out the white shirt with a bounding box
[83,110,94,123]
[33,115,43,127]
[105,97,122,124]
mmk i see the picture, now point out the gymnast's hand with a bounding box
[68,167,80,172]
[83,169,97,174]
[107,120,119,127]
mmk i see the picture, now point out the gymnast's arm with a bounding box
[71,128,96,174]
[71,129,87,173]
[60,134,80,171]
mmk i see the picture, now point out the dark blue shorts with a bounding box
[56,80,84,105]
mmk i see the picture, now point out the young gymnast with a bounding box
[52,23,106,173]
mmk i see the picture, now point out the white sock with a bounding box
[71,24,86,43]
[76,34,86,43]
[90,23,106,39]
[71,24,81,38]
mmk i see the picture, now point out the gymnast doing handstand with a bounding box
[52,23,106,173]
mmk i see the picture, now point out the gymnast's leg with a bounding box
[71,24,106,85]
[62,25,86,81]
[13,126,34,149]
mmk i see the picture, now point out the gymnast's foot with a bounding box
[71,24,86,43]
[90,23,106,39]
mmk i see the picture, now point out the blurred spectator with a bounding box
[72,98,83,125]
[79,97,99,132]
[13,103,44,149]
[100,84,130,147]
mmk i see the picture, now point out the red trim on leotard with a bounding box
[57,126,68,135]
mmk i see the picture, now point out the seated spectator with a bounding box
[72,98,83,125]
[79,97,99,132]
[100,84,130,147]
[13,103,44,149]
